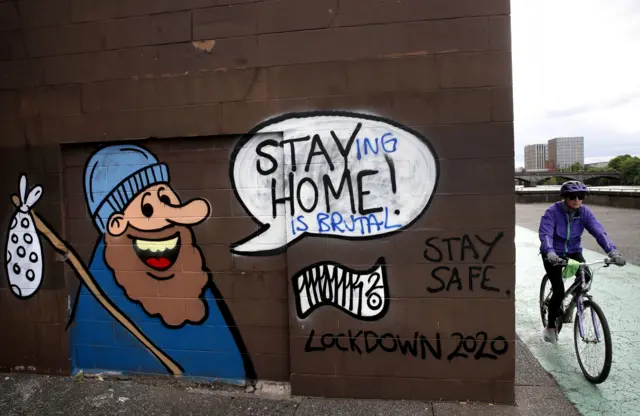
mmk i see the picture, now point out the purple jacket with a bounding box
[539,201,616,255]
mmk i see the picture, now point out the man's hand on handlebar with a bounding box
[546,252,561,266]
[607,251,626,266]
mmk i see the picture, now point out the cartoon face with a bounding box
[103,183,211,327]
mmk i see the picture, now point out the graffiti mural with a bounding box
[292,258,389,320]
[5,175,44,299]
[228,111,511,373]
[5,144,255,381]
[2,110,511,390]
[229,111,439,256]
[229,111,439,327]
[72,144,254,379]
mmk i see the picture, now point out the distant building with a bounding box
[585,161,609,169]
[547,136,584,170]
[524,144,548,171]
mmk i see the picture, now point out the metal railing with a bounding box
[515,185,640,194]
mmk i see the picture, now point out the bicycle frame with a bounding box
[561,259,609,342]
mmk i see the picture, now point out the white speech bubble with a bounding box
[230,111,439,255]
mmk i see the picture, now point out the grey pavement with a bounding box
[0,336,574,416]
[516,203,640,415]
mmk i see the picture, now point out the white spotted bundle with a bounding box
[5,175,43,298]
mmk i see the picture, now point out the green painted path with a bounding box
[516,225,640,415]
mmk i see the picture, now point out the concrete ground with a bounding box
[516,203,640,415]
[0,338,576,416]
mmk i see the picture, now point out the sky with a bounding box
[511,0,640,167]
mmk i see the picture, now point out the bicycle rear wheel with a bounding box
[574,299,612,384]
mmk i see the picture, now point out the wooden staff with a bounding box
[11,195,183,376]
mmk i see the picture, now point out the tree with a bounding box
[569,162,583,172]
[608,154,633,171]
[619,157,640,185]
[608,155,640,185]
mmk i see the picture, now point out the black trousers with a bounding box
[541,252,591,328]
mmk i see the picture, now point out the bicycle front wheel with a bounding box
[539,274,552,328]
[574,299,612,384]
[539,274,564,332]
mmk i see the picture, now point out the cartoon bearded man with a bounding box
[71,144,253,381]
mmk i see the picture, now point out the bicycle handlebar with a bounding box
[556,258,615,267]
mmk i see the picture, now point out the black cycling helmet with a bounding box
[560,180,589,196]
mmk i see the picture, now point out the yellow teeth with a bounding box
[134,236,178,252]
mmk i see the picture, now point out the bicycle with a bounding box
[539,257,620,384]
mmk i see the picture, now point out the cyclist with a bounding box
[538,180,626,343]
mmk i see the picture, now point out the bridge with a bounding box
[514,170,620,186]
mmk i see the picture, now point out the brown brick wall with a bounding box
[0,0,514,403]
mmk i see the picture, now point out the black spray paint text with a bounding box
[423,232,507,294]
[427,265,499,293]
[423,233,504,263]
[305,329,508,362]
[255,123,399,219]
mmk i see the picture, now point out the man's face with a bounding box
[565,193,585,210]
[103,184,211,327]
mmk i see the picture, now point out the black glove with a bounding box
[608,251,626,266]
[546,252,561,266]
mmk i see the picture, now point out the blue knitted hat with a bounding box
[84,144,169,233]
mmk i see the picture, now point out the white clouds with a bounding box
[512,0,640,165]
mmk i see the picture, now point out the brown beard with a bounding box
[104,226,209,327]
